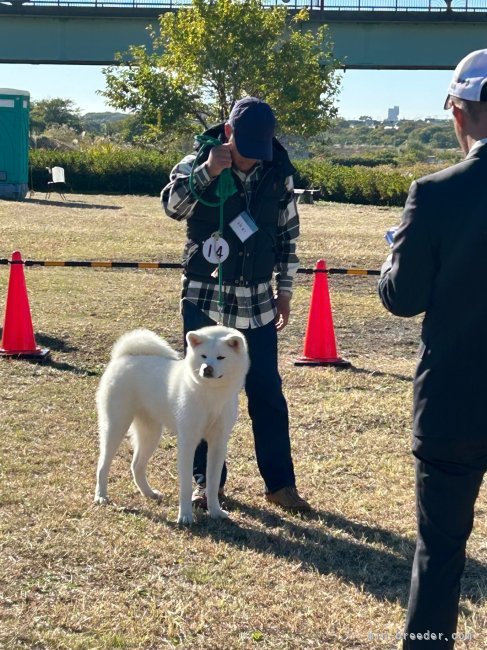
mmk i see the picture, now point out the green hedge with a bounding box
[326,151,398,168]
[29,146,438,206]
[293,160,437,206]
[29,146,182,196]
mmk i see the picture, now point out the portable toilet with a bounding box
[0,89,30,201]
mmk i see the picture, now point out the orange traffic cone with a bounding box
[295,259,350,367]
[0,251,49,359]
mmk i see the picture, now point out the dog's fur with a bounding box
[94,326,249,524]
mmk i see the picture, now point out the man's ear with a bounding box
[224,122,232,140]
[452,103,465,128]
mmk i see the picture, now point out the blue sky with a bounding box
[0,64,453,121]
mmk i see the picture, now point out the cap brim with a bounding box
[234,132,273,161]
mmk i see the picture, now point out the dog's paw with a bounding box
[147,490,164,502]
[94,495,109,505]
[209,507,230,520]
[177,511,194,526]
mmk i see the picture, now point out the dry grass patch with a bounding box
[0,195,485,649]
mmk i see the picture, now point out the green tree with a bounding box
[430,129,458,149]
[398,140,430,164]
[30,98,82,134]
[409,124,458,149]
[101,0,340,141]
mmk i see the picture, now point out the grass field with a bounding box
[0,194,485,650]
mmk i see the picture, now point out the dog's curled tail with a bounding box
[110,329,180,361]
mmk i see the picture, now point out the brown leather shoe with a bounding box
[265,486,311,512]
[192,484,225,510]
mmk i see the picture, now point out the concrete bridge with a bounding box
[0,1,487,69]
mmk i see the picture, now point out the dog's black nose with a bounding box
[202,364,214,378]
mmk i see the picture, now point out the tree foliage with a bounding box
[408,124,458,148]
[101,0,340,141]
[30,98,82,134]
[321,118,459,150]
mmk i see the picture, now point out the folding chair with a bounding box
[46,166,67,200]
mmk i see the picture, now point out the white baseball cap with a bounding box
[444,49,487,109]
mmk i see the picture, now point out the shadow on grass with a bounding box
[26,197,122,210]
[12,354,99,377]
[36,333,101,375]
[142,500,486,608]
[0,330,99,376]
[36,356,100,376]
[349,365,413,383]
[291,362,412,383]
[35,332,78,353]
[0,330,76,353]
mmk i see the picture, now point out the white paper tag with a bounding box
[202,235,230,264]
[229,211,258,243]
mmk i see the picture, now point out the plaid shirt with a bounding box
[161,153,300,329]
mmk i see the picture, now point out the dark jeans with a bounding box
[403,436,487,648]
[182,299,296,493]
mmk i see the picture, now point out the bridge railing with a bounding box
[4,0,487,11]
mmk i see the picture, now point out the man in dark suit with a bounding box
[379,49,487,648]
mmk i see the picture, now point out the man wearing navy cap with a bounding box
[162,97,311,512]
[379,50,487,647]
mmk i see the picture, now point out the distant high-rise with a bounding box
[387,106,400,123]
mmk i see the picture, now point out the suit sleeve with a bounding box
[378,180,436,317]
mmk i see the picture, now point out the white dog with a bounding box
[94,326,249,524]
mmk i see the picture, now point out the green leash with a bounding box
[188,134,237,321]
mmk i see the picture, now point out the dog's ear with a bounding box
[186,331,204,348]
[224,334,244,351]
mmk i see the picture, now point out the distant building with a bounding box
[386,106,400,123]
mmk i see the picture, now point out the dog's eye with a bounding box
[201,354,207,359]
[217,356,225,360]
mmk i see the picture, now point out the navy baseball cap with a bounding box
[228,97,276,161]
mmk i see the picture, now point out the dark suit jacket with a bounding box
[379,143,487,439]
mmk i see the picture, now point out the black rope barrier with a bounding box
[0,258,381,276]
